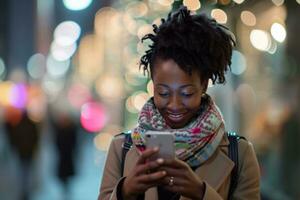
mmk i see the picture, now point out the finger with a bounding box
[136,158,165,175]
[162,158,188,169]
[161,175,187,186]
[138,170,167,184]
[137,147,159,165]
[159,166,181,177]
[163,185,185,193]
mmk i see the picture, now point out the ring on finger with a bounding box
[168,176,174,186]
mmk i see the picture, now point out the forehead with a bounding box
[152,59,201,84]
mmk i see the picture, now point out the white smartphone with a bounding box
[145,131,175,160]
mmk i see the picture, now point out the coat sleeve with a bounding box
[233,141,261,200]
[98,136,124,200]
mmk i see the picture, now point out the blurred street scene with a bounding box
[0,0,300,199]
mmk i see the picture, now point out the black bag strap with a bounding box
[121,132,132,177]
[227,131,245,200]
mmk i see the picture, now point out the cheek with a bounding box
[183,97,202,110]
[153,95,166,109]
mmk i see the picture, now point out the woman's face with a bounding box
[152,59,207,129]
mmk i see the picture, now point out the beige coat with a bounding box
[99,134,260,200]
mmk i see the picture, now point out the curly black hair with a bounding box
[139,6,235,84]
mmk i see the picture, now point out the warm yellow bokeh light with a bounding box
[158,0,174,6]
[94,132,114,151]
[123,13,137,35]
[137,24,153,40]
[77,34,103,84]
[0,81,14,106]
[133,92,150,111]
[95,7,119,35]
[183,0,201,11]
[126,2,148,18]
[126,96,138,113]
[240,11,256,26]
[211,9,228,24]
[95,74,124,99]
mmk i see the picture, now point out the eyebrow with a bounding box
[156,83,196,89]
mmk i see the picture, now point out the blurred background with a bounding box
[0,0,299,199]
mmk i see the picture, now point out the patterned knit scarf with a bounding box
[131,95,226,167]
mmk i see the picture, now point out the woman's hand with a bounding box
[122,147,167,200]
[160,158,205,200]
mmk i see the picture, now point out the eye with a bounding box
[181,93,193,97]
[158,93,169,97]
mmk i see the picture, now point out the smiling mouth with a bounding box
[166,112,187,121]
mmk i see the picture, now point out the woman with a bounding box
[99,6,260,200]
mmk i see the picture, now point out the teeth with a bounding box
[169,114,183,119]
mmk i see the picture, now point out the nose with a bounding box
[167,95,183,111]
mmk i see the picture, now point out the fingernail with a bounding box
[153,147,159,151]
[157,158,164,164]
[162,171,166,175]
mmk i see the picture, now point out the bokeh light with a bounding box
[125,2,148,18]
[133,91,150,111]
[211,9,228,24]
[27,53,47,79]
[63,0,93,11]
[126,95,140,114]
[0,57,6,79]
[46,55,70,78]
[10,83,28,109]
[77,34,103,84]
[54,21,81,46]
[94,132,113,151]
[233,0,245,4]
[272,0,284,6]
[183,0,201,11]
[122,13,137,35]
[158,0,174,6]
[231,50,247,75]
[68,83,92,109]
[0,81,14,106]
[80,102,107,133]
[51,41,77,61]
[240,10,256,26]
[27,85,46,122]
[42,76,65,97]
[267,40,278,54]
[137,24,153,40]
[95,75,124,99]
[270,22,286,43]
[250,29,272,51]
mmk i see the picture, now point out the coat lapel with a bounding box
[194,135,234,191]
[195,148,234,190]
